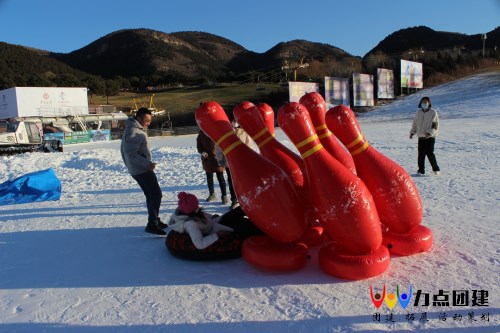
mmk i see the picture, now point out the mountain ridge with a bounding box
[1,25,498,91]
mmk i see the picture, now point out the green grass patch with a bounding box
[91,83,285,115]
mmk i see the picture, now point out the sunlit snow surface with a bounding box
[1,72,499,332]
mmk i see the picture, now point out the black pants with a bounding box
[132,171,162,225]
[206,171,227,196]
[218,207,264,239]
[225,167,236,201]
[418,138,440,174]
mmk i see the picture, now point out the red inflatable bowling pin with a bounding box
[196,101,307,243]
[233,101,307,201]
[299,92,356,174]
[325,105,423,234]
[257,102,326,228]
[278,102,382,255]
[256,103,276,135]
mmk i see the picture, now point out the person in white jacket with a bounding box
[168,192,263,250]
[409,96,441,176]
[168,192,234,249]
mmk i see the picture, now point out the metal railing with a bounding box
[111,126,200,140]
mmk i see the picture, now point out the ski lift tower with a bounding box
[282,56,309,81]
[481,33,487,58]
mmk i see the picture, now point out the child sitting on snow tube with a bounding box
[166,192,262,260]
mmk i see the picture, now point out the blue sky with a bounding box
[1,0,498,57]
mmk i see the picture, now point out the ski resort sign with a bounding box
[0,87,89,119]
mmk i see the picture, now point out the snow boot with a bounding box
[157,219,168,229]
[145,224,166,236]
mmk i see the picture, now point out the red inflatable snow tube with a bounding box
[297,225,325,248]
[318,244,390,280]
[382,225,433,256]
[242,235,309,271]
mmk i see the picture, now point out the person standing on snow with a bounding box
[196,129,229,204]
[121,107,166,235]
[409,96,441,176]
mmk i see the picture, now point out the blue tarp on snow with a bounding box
[0,168,61,205]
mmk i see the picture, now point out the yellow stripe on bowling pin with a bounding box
[257,135,274,148]
[216,131,233,145]
[318,131,332,139]
[314,124,332,139]
[346,134,364,149]
[252,128,267,141]
[301,144,323,159]
[223,141,242,155]
[351,141,369,156]
[296,134,319,149]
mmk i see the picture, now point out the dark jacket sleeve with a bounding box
[196,131,223,173]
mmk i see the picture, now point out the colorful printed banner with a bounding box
[377,68,394,99]
[353,73,374,107]
[288,82,319,103]
[401,60,423,89]
[44,129,110,145]
[324,77,350,108]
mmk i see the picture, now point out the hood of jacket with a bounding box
[125,116,142,131]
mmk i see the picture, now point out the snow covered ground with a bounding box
[0,72,499,332]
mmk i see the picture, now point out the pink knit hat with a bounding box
[177,192,199,214]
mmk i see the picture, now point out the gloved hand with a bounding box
[201,152,209,158]
[409,133,414,139]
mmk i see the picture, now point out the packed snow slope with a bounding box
[0,72,499,332]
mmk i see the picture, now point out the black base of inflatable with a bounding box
[165,230,243,261]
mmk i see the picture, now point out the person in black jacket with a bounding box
[196,130,228,203]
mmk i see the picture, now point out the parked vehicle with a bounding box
[0,118,62,154]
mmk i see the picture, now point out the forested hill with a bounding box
[366,26,499,56]
[1,26,498,92]
[0,42,101,88]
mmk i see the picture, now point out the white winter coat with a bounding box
[410,108,439,138]
[168,209,234,249]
